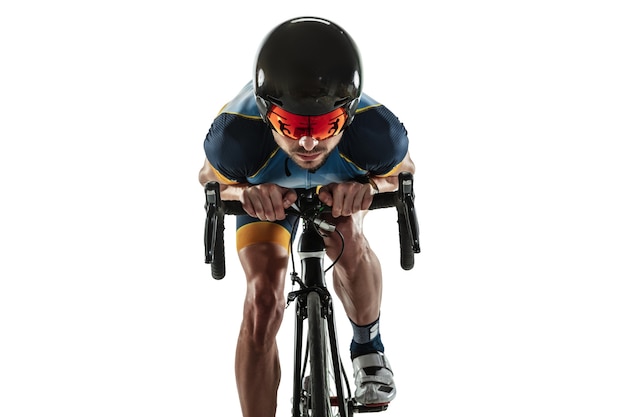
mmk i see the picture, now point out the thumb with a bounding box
[318,187,333,206]
[283,189,297,208]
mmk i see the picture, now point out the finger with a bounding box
[361,193,373,211]
[283,188,298,209]
[270,188,287,220]
[242,204,257,218]
[241,192,258,218]
[348,185,364,214]
[250,197,267,220]
[357,185,373,212]
[248,189,272,220]
[243,200,262,219]
[332,192,344,218]
[341,185,361,217]
[318,187,333,207]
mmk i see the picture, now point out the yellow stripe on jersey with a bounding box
[209,161,240,185]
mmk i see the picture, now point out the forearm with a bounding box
[198,158,249,201]
[368,176,400,194]
[369,152,415,193]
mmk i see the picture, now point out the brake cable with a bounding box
[286,204,346,298]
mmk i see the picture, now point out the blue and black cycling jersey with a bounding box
[204,81,410,189]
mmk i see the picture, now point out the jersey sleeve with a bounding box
[203,113,277,184]
[339,104,410,176]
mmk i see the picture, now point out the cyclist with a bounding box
[199,16,415,417]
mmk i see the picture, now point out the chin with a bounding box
[293,156,328,171]
[294,160,320,170]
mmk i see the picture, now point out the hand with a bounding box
[318,181,376,218]
[241,183,297,221]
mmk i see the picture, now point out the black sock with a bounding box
[349,317,385,359]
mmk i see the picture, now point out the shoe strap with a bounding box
[353,352,393,372]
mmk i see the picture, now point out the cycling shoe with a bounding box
[352,352,396,406]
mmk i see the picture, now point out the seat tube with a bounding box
[298,222,326,288]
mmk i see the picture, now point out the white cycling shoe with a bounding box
[352,352,396,406]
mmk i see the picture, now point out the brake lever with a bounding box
[398,172,421,253]
[204,182,222,263]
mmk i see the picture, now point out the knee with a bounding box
[326,215,367,254]
[237,242,289,347]
[247,281,285,324]
[241,278,285,347]
[331,219,381,282]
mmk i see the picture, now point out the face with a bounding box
[272,130,343,171]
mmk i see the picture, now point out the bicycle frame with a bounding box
[287,189,353,416]
[203,173,420,416]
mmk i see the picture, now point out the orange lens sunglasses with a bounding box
[267,105,348,141]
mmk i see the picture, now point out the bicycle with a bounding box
[203,172,420,417]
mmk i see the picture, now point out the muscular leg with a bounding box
[324,212,396,405]
[236,242,289,417]
[323,211,382,326]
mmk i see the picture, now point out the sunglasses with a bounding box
[267,105,348,141]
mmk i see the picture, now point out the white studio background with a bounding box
[1,1,625,416]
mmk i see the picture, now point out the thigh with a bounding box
[236,214,299,252]
[236,214,300,291]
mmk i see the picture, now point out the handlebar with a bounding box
[204,172,420,279]
[218,189,402,216]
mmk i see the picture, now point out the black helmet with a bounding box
[253,17,363,128]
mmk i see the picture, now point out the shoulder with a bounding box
[203,82,277,183]
[339,93,410,175]
[219,81,262,118]
[352,94,407,136]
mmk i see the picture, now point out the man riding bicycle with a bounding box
[198,17,415,417]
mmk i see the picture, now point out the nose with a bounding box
[299,136,319,151]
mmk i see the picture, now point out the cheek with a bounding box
[276,138,299,154]
[272,131,296,147]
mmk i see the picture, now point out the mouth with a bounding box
[295,152,322,162]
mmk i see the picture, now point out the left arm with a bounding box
[318,151,415,217]
[368,151,415,193]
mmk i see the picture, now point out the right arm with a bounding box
[198,157,247,201]
[198,157,296,221]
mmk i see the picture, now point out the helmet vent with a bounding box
[267,95,283,106]
[334,97,351,108]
